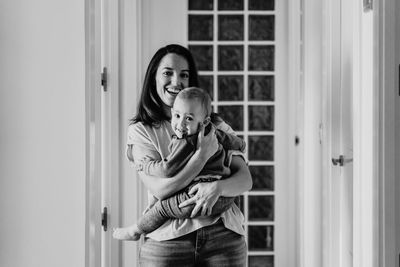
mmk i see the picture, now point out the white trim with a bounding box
[118,0,144,266]
[288,0,302,266]
[300,0,324,266]
[100,0,121,266]
[353,0,380,266]
[85,0,102,266]
[321,0,335,265]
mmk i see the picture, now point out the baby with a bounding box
[113,87,246,241]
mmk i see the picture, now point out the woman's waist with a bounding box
[145,205,245,241]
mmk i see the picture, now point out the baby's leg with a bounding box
[135,184,235,234]
[135,189,194,234]
[114,184,236,240]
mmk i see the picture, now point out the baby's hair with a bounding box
[176,87,212,117]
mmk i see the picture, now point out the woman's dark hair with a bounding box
[131,44,199,126]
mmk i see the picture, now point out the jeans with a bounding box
[139,220,247,267]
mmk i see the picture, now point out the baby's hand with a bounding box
[134,156,152,172]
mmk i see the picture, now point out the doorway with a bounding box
[86,0,399,267]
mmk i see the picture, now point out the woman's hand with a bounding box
[196,123,218,162]
[178,181,221,217]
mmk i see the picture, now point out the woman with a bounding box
[127,44,252,266]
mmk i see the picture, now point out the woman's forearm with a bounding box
[216,156,252,197]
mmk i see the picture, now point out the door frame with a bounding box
[321,0,379,266]
[85,0,102,267]
[320,0,398,267]
[86,0,399,267]
[85,0,121,266]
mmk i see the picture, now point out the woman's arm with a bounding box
[179,155,252,217]
[134,123,219,200]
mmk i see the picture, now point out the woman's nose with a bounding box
[171,74,181,86]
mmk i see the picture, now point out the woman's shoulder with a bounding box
[127,121,157,146]
[127,121,172,145]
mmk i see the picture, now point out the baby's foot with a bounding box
[112,224,142,241]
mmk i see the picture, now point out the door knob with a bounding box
[332,155,353,166]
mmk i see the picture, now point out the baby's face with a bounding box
[171,97,207,138]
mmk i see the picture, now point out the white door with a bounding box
[325,0,354,266]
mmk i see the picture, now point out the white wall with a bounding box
[0,1,86,267]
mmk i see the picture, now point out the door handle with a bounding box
[332,155,353,166]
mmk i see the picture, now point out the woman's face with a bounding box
[155,53,190,107]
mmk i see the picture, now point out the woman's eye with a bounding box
[186,117,193,121]
[181,73,189,79]
[163,71,172,76]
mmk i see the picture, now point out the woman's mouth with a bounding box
[166,87,181,95]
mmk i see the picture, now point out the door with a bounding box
[132,0,296,266]
[325,0,354,266]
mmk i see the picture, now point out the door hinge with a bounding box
[101,207,108,231]
[295,136,300,146]
[101,67,108,92]
[363,0,373,12]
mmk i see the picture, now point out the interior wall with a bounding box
[0,1,86,267]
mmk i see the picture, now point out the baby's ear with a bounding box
[203,117,211,126]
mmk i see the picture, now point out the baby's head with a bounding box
[171,87,212,138]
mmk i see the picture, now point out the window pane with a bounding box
[249,196,274,221]
[249,15,274,41]
[248,136,273,161]
[189,45,213,71]
[249,105,274,131]
[248,225,274,251]
[249,165,274,191]
[198,75,214,100]
[249,45,274,71]
[218,75,244,101]
[218,45,244,70]
[218,0,244,10]
[249,256,274,267]
[249,75,274,101]
[189,0,213,10]
[218,105,244,131]
[219,15,244,41]
[249,0,274,10]
[189,15,213,41]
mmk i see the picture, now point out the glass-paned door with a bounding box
[188,0,292,266]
